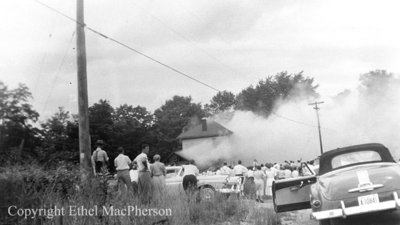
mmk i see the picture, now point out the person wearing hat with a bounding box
[150,154,166,202]
[91,140,109,175]
[114,146,133,196]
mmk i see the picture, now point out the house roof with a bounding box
[164,151,188,162]
[177,120,233,140]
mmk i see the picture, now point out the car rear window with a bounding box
[331,150,382,169]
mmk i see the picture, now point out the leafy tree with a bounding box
[0,82,39,160]
[40,107,79,164]
[41,107,71,141]
[358,70,400,112]
[154,96,205,156]
[359,70,398,96]
[88,99,114,145]
[114,104,153,129]
[235,71,319,114]
[113,104,154,157]
[205,91,237,115]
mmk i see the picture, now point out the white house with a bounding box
[176,118,233,153]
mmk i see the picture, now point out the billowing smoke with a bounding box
[178,71,400,168]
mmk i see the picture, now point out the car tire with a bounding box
[199,186,215,201]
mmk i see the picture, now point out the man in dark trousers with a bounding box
[91,140,109,176]
[114,147,133,197]
[182,160,199,193]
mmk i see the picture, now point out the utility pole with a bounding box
[76,0,92,179]
[309,101,324,155]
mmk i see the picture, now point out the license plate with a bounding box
[358,194,379,206]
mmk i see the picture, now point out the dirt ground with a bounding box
[278,208,318,225]
[240,199,318,225]
[274,204,400,225]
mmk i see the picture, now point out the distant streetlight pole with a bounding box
[309,101,324,155]
[76,0,92,179]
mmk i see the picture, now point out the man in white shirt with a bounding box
[91,140,109,175]
[233,160,248,184]
[134,144,152,203]
[182,160,199,192]
[233,160,248,175]
[114,147,133,195]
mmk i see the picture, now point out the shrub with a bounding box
[0,165,279,225]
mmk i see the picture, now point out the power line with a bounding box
[34,0,221,93]
[42,31,76,113]
[271,112,316,127]
[35,0,335,132]
[271,111,335,132]
[130,1,244,78]
[33,32,53,93]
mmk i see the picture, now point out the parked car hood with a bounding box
[317,163,400,201]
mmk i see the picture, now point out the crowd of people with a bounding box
[91,140,201,204]
[215,159,316,202]
[90,139,316,204]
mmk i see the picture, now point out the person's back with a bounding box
[134,152,150,172]
[253,167,265,202]
[291,166,299,178]
[114,153,131,171]
[254,170,264,180]
[151,155,166,202]
[182,164,199,176]
[114,147,133,197]
[182,161,199,192]
[151,161,166,176]
[243,169,256,199]
[220,163,231,175]
[233,164,247,176]
[265,168,275,179]
[92,140,109,175]
[134,144,152,204]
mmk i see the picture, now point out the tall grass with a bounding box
[0,165,278,225]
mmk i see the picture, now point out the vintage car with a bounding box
[130,166,229,200]
[273,143,400,225]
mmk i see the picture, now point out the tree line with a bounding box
[1,70,345,168]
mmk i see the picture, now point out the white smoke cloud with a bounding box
[179,72,400,167]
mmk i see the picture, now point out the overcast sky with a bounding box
[1,0,399,120]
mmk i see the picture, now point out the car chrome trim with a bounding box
[217,188,240,194]
[348,183,384,193]
[311,191,400,220]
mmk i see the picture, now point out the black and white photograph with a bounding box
[1,0,400,224]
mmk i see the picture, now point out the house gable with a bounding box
[176,120,232,140]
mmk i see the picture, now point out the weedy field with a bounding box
[0,165,284,225]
